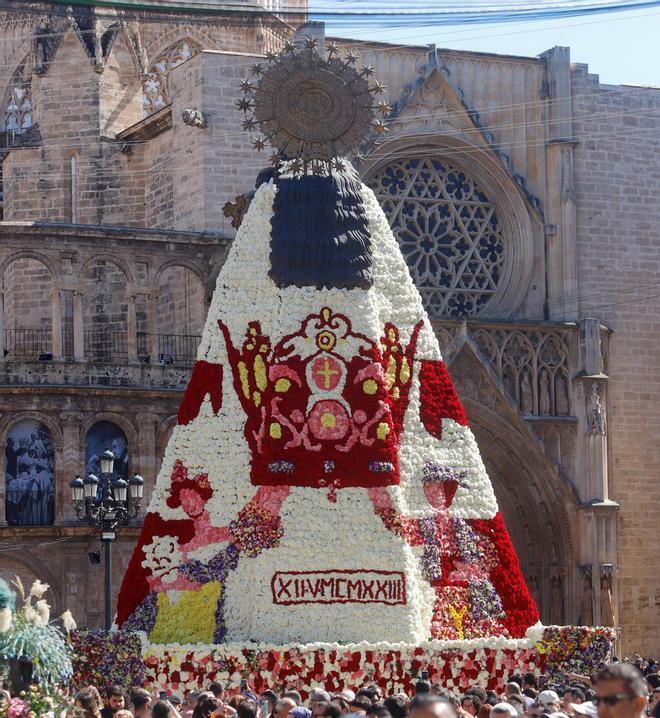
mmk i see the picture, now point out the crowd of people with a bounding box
[2,658,658,718]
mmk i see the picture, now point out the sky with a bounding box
[314,3,660,87]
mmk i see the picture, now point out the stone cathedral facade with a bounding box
[0,1,658,654]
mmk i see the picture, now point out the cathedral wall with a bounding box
[199,50,272,230]
[99,32,144,138]
[572,64,660,654]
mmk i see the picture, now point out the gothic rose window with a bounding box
[142,39,201,116]
[2,60,33,133]
[369,157,507,318]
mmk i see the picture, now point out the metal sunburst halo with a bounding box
[236,38,389,174]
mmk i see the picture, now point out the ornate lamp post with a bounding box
[69,449,144,630]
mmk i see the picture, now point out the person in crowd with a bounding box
[152,701,177,718]
[228,697,247,711]
[476,704,491,718]
[261,691,279,718]
[593,663,648,718]
[131,689,152,718]
[357,690,383,706]
[569,702,597,718]
[289,708,312,718]
[563,688,587,715]
[209,686,225,702]
[416,684,431,698]
[321,705,342,718]
[275,698,298,718]
[76,690,103,718]
[409,695,457,718]
[283,694,303,707]
[484,694,499,709]
[384,696,408,718]
[489,705,517,718]
[535,690,562,715]
[309,692,332,712]
[193,697,222,718]
[524,676,539,692]
[349,697,373,716]
[461,695,481,717]
[101,687,126,718]
[181,692,204,718]
[236,701,260,718]
[504,684,523,702]
[523,690,538,710]
[648,687,660,716]
[311,702,329,718]
[365,705,393,718]
[330,697,351,715]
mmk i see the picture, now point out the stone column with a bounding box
[540,47,578,321]
[58,411,83,523]
[73,290,84,360]
[577,563,594,626]
[146,290,158,363]
[574,318,619,627]
[0,291,5,361]
[135,411,158,509]
[574,319,610,501]
[126,293,137,362]
[51,287,63,359]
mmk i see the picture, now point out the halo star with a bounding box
[236,98,253,113]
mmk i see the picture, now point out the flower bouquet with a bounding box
[0,577,75,692]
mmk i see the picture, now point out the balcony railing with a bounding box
[2,328,200,365]
[84,329,128,361]
[4,328,52,358]
[5,489,55,526]
[153,333,200,366]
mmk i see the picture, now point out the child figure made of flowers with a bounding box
[115,165,538,645]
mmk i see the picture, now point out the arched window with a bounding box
[3,59,33,133]
[5,420,54,526]
[369,157,507,318]
[155,265,205,364]
[142,39,200,116]
[81,258,128,361]
[84,421,129,482]
[3,256,53,359]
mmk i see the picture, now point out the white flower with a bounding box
[23,604,37,624]
[142,535,182,584]
[0,607,12,633]
[29,579,49,599]
[34,599,50,627]
[60,609,77,633]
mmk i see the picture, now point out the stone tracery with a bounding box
[142,39,201,115]
[2,58,33,132]
[369,157,507,318]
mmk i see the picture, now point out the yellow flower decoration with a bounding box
[448,604,468,640]
[149,581,222,644]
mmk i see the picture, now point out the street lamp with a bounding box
[69,450,144,630]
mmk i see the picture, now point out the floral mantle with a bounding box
[70,626,616,696]
[116,168,538,645]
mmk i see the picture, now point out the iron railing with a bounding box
[154,333,200,365]
[4,328,52,358]
[84,329,128,361]
[2,328,199,365]
[5,489,55,526]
